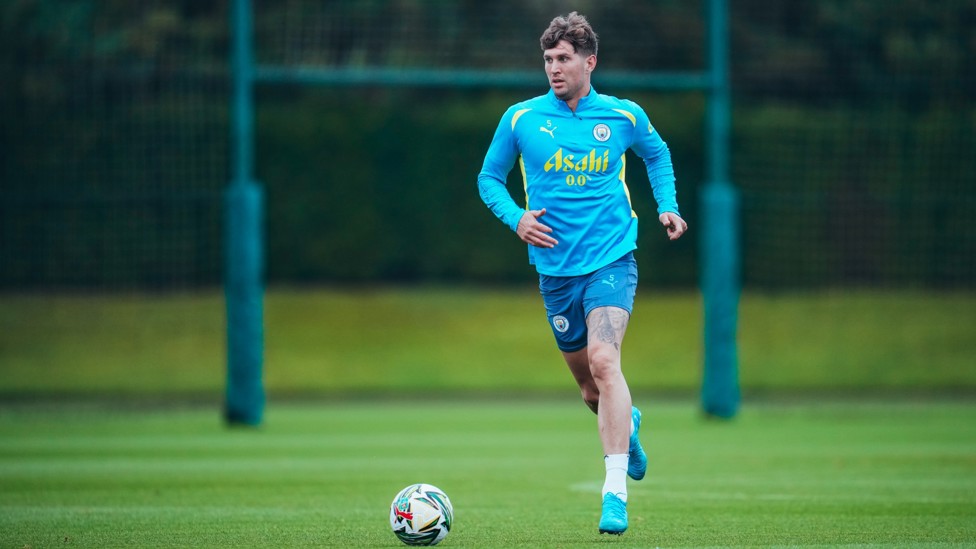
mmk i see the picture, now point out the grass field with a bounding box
[2,288,974,546]
[1,288,974,396]
[2,399,974,548]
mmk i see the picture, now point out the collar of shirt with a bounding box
[546,86,599,114]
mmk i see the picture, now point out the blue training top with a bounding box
[478,87,680,277]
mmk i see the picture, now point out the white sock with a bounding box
[602,454,628,502]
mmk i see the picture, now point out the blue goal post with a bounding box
[226,0,740,424]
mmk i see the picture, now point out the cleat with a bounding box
[628,406,647,480]
[598,492,628,535]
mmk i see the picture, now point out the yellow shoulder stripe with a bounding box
[511,108,532,130]
[612,108,637,126]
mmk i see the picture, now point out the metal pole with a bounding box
[225,0,265,426]
[700,0,741,418]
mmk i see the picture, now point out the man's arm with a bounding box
[477,109,527,232]
[477,175,524,232]
[627,102,687,239]
[478,105,559,248]
[478,154,558,248]
[639,134,679,217]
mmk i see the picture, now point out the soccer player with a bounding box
[477,12,687,535]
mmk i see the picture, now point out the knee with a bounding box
[588,349,620,384]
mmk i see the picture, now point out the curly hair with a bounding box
[539,12,598,57]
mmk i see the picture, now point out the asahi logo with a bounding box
[543,148,611,173]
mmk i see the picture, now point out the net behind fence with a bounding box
[0,2,227,290]
[1,0,973,290]
[255,0,704,72]
[731,0,976,288]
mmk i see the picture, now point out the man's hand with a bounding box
[659,212,688,241]
[516,208,558,248]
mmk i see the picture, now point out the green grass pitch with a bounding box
[2,399,974,548]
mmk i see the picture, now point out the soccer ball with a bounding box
[389,483,453,546]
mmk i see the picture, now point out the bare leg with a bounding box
[561,306,632,456]
[587,306,632,456]
[562,306,635,532]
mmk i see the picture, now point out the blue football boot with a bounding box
[598,492,628,535]
[628,406,647,480]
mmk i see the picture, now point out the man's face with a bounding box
[543,40,595,103]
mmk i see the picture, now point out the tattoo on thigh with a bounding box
[591,308,630,350]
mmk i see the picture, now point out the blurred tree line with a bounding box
[1,0,973,289]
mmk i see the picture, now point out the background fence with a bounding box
[2,0,973,291]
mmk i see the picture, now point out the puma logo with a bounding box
[602,275,617,289]
[539,126,557,138]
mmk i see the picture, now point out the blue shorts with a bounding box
[539,252,638,353]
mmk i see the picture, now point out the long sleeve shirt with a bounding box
[478,87,679,276]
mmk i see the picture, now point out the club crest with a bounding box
[553,315,570,333]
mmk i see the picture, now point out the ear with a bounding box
[585,54,597,73]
